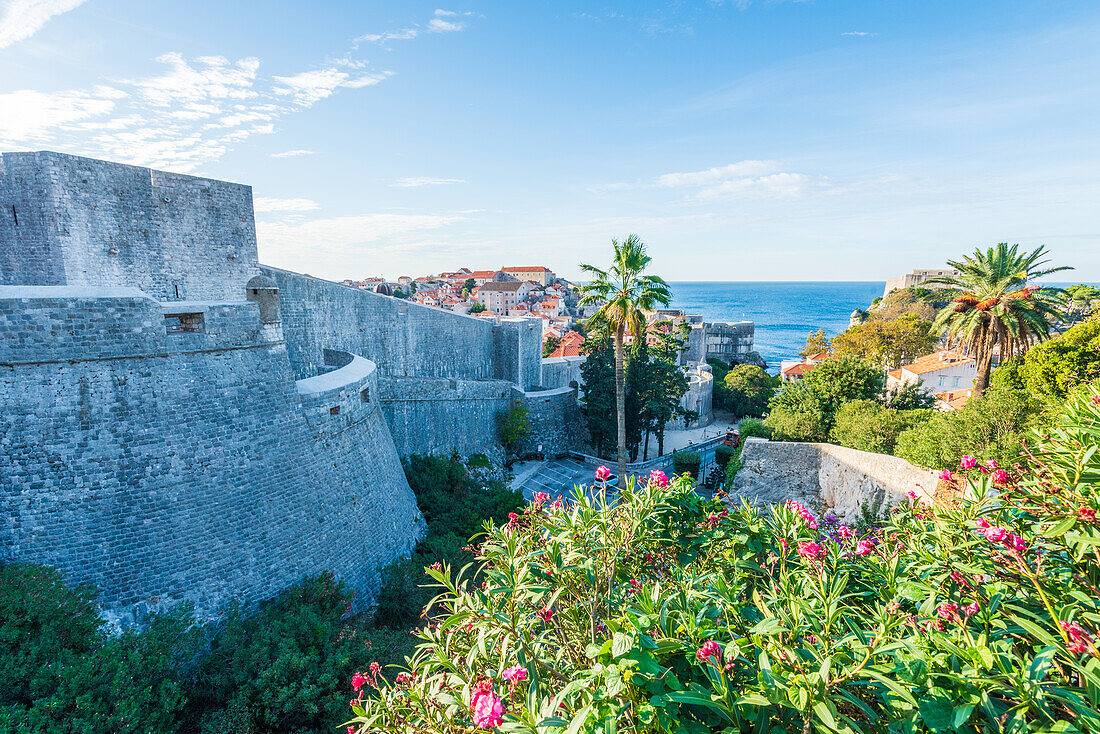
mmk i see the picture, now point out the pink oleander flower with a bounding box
[648,469,670,487]
[347,727,356,734]
[628,578,642,594]
[991,469,1009,486]
[983,526,1008,543]
[507,512,518,525]
[837,525,854,540]
[471,683,504,729]
[960,455,978,470]
[855,539,874,556]
[779,538,788,549]
[536,607,554,622]
[351,672,367,691]
[975,517,990,529]
[532,491,550,506]
[938,469,954,483]
[551,495,564,511]
[1059,620,1094,655]
[906,490,918,500]
[797,541,825,560]
[1005,533,1028,553]
[595,465,611,482]
[696,640,723,664]
[1080,507,1096,523]
[502,665,528,684]
[395,672,413,685]
[985,459,998,470]
[965,602,980,617]
[886,600,901,613]
[937,602,959,621]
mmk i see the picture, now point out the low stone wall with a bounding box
[727,439,938,521]
[541,356,584,390]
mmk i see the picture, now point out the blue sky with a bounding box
[2,1,1098,282]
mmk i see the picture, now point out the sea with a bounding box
[667,281,885,370]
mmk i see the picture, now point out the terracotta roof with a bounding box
[935,388,973,410]
[900,351,973,375]
[781,362,818,377]
[806,352,830,362]
[547,330,585,358]
[888,368,903,380]
[478,281,525,292]
[470,270,497,279]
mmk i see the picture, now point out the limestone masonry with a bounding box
[0,151,576,623]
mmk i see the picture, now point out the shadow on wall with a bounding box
[726,439,939,522]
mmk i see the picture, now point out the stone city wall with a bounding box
[0,287,422,623]
[727,439,939,521]
[514,386,584,458]
[0,151,259,302]
[377,376,514,458]
[540,356,585,389]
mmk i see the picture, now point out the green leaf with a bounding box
[611,632,633,659]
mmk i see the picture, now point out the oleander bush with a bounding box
[737,417,771,439]
[345,385,1100,733]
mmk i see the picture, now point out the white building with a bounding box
[887,351,977,394]
[501,266,555,286]
[883,268,960,298]
[477,280,530,314]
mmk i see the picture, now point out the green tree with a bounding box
[461,278,476,296]
[706,358,731,410]
[799,328,831,357]
[579,331,616,458]
[928,243,1071,396]
[765,380,832,441]
[624,337,650,461]
[469,301,485,313]
[800,355,884,412]
[542,335,562,357]
[832,314,938,369]
[723,364,779,417]
[1019,319,1100,404]
[830,400,932,454]
[645,322,691,457]
[499,404,531,454]
[579,235,672,478]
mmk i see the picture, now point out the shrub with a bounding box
[187,572,403,734]
[737,417,771,439]
[0,564,198,734]
[722,445,744,489]
[671,449,701,478]
[1020,319,1100,404]
[375,454,525,629]
[765,399,830,442]
[346,384,1100,733]
[830,400,932,454]
[713,444,738,468]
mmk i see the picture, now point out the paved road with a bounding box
[513,457,594,501]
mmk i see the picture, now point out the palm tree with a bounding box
[578,235,672,480]
[929,243,1071,396]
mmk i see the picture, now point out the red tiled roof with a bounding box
[547,330,584,358]
[935,388,973,410]
[781,362,818,377]
[901,351,973,375]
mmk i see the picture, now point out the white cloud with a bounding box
[653,160,825,200]
[273,68,389,106]
[390,176,466,187]
[357,8,471,44]
[269,149,314,158]
[841,31,875,37]
[253,197,320,213]
[0,51,389,172]
[0,0,88,49]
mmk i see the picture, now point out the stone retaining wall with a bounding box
[727,439,938,521]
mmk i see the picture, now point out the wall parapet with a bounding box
[727,439,938,521]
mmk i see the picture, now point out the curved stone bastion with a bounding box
[726,438,939,521]
[0,286,422,624]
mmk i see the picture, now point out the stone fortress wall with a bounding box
[0,150,576,621]
[727,439,940,521]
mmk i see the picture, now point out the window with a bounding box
[953,376,961,388]
[938,376,946,387]
[330,406,341,416]
[165,312,204,334]
[360,387,370,402]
